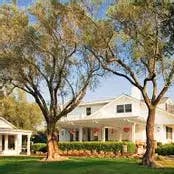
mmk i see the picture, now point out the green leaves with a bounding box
[0,90,42,131]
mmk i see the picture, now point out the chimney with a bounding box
[131,86,142,100]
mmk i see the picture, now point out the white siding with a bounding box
[59,129,70,142]
[66,104,107,120]
[158,98,174,110]
[91,96,141,118]
[135,124,146,142]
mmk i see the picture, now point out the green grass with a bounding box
[0,157,173,174]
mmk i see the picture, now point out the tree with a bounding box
[161,3,174,56]
[73,1,174,166]
[0,1,99,160]
[0,89,43,131]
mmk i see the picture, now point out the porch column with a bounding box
[132,123,136,143]
[27,134,31,155]
[0,135,2,151]
[119,128,122,142]
[14,135,18,152]
[4,134,8,151]
[79,127,83,142]
[102,127,105,142]
[17,134,22,154]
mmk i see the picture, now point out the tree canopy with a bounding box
[0,89,43,131]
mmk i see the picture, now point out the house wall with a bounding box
[158,98,174,110]
[89,96,142,119]
[135,124,146,142]
[59,129,70,142]
[65,95,150,120]
[59,95,174,144]
[63,103,107,121]
[155,125,174,144]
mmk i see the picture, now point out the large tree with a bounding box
[0,1,99,160]
[72,1,174,166]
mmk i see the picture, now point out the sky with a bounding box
[1,0,174,102]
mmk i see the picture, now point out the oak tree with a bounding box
[74,0,174,166]
[0,1,99,160]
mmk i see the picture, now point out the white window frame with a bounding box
[116,104,132,113]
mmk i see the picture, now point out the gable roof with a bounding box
[79,98,115,106]
[0,117,32,134]
[82,94,137,120]
[79,93,142,107]
[0,117,16,129]
[80,94,174,120]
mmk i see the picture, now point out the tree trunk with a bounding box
[46,121,60,160]
[142,107,156,167]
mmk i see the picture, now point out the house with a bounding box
[0,117,32,156]
[58,87,174,144]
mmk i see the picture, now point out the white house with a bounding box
[0,117,32,156]
[58,88,174,144]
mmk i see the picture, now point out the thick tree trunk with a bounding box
[46,121,60,160]
[47,132,60,160]
[142,107,156,167]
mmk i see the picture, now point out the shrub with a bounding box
[58,141,135,154]
[31,143,47,153]
[31,141,136,154]
[156,143,174,155]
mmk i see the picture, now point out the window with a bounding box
[117,105,124,113]
[166,127,172,139]
[8,135,15,150]
[116,104,132,113]
[125,104,132,112]
[86,107,91,116]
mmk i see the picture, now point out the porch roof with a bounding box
[58,116,146,128]
[0,117,32,135]
[0,128,32,135]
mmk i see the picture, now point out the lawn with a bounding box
[0,157,173,174]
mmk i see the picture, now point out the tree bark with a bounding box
[46,121,60,160]
[142,107,156,167]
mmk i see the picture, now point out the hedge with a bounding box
[31,143,47,153]
[31,141,136,154]
[156,143,174,155]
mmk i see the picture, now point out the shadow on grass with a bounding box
[0,157,173,174]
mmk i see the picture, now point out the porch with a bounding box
[59,116,146,143]
[0,130,32,156]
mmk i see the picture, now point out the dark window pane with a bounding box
[86,107,91,116]
[166,127,172,139]
[125,104,132,112]
[117,105,124,113]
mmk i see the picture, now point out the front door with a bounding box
[87,128,91,141]
[105,128,109,141]
[75,130,79,141]
[70,134,73,141]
